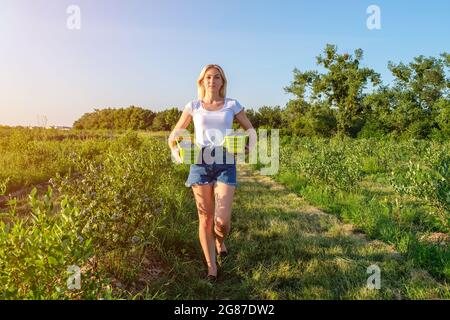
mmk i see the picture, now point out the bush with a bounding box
[280,137,364,192]
[390,154,450,231]
[55,132,190,279]
[0,187,102,299]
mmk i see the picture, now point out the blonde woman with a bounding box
[168,64,256,283]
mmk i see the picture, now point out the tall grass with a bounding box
[263,136,449,281]
[0,127,114,193]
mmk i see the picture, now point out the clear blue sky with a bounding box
[1,0,449,126]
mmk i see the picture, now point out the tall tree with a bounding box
[285,44,381,137]
[388,53,449,138]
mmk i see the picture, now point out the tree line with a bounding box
[73,44,449,140]
[73,106,181,131]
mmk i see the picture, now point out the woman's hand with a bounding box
[170,146,183,164]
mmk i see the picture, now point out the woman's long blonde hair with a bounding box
[197,64,227,100]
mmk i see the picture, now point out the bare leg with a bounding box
[192,184,217,276]
[214,182,236,253]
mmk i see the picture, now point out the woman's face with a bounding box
[203,68,223,95]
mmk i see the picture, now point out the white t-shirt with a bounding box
[184,97,244,147]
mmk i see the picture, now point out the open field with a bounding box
[0,128,448,299]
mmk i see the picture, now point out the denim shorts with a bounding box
[185,147,237,188]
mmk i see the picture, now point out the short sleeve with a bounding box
[183,101,193,115]
[232,100,244,115]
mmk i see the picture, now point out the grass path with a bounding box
[157,163,449,299]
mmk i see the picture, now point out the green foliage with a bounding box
[390,153,450,230]
[73,106,156,130]
[283,45,449,139]
[55,132,189,279]
[273,136,450,280]
[388,54,449,112]
[284,44,381,137]
[0,129,195,299]
[431,98,450,141]
[151,108,182,131]
[72,106,184,132]
[280,137,364,191]
[0,127,112,194]
[0,187,103,299]
[285,102,337,137]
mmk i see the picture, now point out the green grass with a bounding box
[2,129,448,299]
[139,165,449,299]
[271,169,450,282]
[0,127,114,193]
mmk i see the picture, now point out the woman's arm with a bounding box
[235,109,257,151]
[167,109,192,150]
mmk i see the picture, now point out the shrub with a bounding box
[0,187,101,299]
